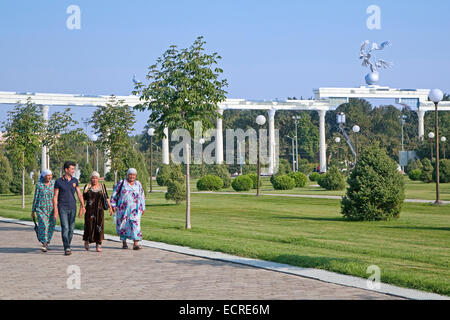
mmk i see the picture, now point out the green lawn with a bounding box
[147,176,450,201]
[1,191,449,296]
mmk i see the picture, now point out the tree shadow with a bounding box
[381,226,450,232]
[274,216,346,222]
[273,254,356,270]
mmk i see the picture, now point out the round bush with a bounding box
[288,172,308,188]
[165,181,186,205]
[408,169,422,181]
[231,175,253,192]
[432,159,450,183]
[197,175,224,191]
[318,166,346,191]
[245,173,261,189]
[341,146,405,221]
[309,172,321,182]
[420,158,434,183]
[272,175,295,190]
[157,164,184,186]
[207,164,231,188]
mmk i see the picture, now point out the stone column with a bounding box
[216,109,224,165]
[318,110,327,173]
[268,109,276,175]
[417,109,426,141]
[162,126,170,165]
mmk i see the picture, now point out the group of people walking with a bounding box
[31,161,146,255]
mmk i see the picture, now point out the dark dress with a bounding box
[82,184,108,245]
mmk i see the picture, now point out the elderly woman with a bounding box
[110,168,146,250]
[81,171,113,252]
[31,169,56,252]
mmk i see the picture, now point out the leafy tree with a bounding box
[90,96,136,185]
[165,181,186,205]
[341,146,405,221]
[133,36,228,229]
[318,166,346,191]
[420,158,434,183]
[0,152,13,194]
[2,98,45,208]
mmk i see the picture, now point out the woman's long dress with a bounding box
[83,185,108,245]
[110,180,145,241]
[32,180,56,244]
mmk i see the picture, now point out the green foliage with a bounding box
[341,146,405,221]
[277,158,292,175]
[119,148,149,194]
[309,172,321,182]
[78,161,94,184]
[433,159,450,183]
[206,164,231,188]
[244,173,261,189]
[272,175,296,191]
[408,169,422,181]
[231,175,253,192]
[297,159,315,176]
[197,175,224,191]
[10,167,33,195]
[406,159,423,174]
[0,152,13,194]
[165,181,186,205]
[156,164,185,186]
[420,158,434,183]
[318,166,346,191]
[287,172,308,188]
[105,171,114,182]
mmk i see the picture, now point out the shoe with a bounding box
[122,243,128,249]
[84,242,89,251]
[64,249,72,256]
[41,243,47,252]
[96,245,102,252]
[133,245,142,250]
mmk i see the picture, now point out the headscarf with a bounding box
[39,169,52,183]
[127,168,137,176]
[90,171,100,178]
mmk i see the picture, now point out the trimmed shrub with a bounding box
[309,172,321,182]
[165,181,186,205]
[288,172,308,188]
[197,175,224,191]
[318,166,345,191]
[432,159,450,183]
[406,159,422,174]
[420,158,434,183]
[408,169,422,181]
[10,169,34,195]
[0,153,13,194]
[207,164,231,188]
[245,173,261,189]
[341,146,405,221]
[298,159,315,176]
[157,164,184,186]
[231,175,253,192]
[272,175,295,190]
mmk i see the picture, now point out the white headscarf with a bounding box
[127,168,137,175]
[40,169,52,181]
[90,171,100,178]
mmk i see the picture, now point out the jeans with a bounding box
[59,208,76,251]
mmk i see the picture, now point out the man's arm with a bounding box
[76,186,86,217]
[53,188,59,219]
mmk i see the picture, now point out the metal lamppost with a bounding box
[256,115,266,196]
[82,117,90,164]
[91,134,98,173]
[292,116,301,172]
[147,128,155,193]
[286,136,295,172]
[352,125,360,163]
[199,138,205,177]
[428,132,435,160]
[335,137,341,165]
[441,137,447,159]
[429,88,444,205]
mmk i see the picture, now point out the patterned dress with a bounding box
[110,180,145,241]
[82,184,108,244]
[32,180,56,244]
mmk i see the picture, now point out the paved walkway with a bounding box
[0,220,401,300]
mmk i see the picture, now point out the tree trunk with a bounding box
[185,141,191,229]
[22,152,25,209]
[114,170,118,186]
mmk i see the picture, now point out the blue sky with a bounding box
[1,0,449,134]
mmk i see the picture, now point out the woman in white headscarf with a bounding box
[31,169,56,252]
[110,168,146,250]
[81,171,113,252]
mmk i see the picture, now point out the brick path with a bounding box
[0,221,401,300]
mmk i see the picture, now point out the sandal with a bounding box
[96,245,102,252]
[84,242,89,251]
[41,243,47,252]
[122,243,128,249]
[133,245,142,250]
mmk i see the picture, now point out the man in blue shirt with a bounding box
[53,161,85,255]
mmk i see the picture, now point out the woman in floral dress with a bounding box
[31,169,56,252]
[110,168,146,250]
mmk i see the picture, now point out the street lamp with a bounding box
[335,137,341,164]
[286,136,295,172]
[292,116,301,172]
[429,88,444,205]
[256,115,266,196]
[148,128,155,193]
[399,115,407,151]
[82,117,90,164]
[352,125,360,163]
[441,136,447,159]
[428,132,435,160]
[91,134,98,173]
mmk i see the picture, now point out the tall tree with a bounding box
[2,98,45,208]
[133,36,228,229]
[90,96,136,185]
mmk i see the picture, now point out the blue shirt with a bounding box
[54,176,79,210]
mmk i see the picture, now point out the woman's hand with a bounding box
[54,208,59,220]
[78,207,85,219]
[31,212,36,219]
[109,208,114,216]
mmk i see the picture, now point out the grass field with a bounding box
[1,188,449,296]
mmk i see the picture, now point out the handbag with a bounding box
[101,183,109,210]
